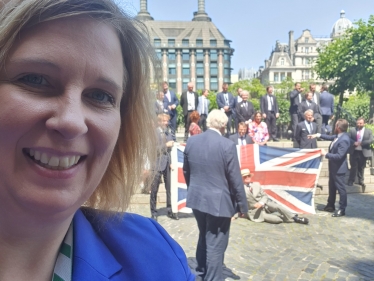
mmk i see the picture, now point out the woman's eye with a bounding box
[19,74,48,85]
[88,91,115,106]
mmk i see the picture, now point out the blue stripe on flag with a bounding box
[177,149,184,163]
[293,157,320,169]
[285,190,313,206]
[259,146,298,163]
[178,187,188,201]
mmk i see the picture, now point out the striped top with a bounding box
[52,224,73,281]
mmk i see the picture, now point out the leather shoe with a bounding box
[359,182,366,192]
[293,215,309,224]
[347,181,353,186]
[332,209,345,217]
[323,205,335,212]
[273,138,280,142]
[167,211,179,220]
[151,215,158,221]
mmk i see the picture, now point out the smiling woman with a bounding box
[0,1,194,280]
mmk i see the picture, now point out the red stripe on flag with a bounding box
[276,150,322,167]
[253,171,316,188]
[264,189,308,214]
[178,167,186,184]
[178,201,186,210]
[240,144,255,172]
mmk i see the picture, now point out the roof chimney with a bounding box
[136,0,154,21]
[193,0,211,22]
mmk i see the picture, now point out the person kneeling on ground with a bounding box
[241,169,309,224]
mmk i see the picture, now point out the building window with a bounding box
[210,63,218,75]
[274,73,279,82]
[168,49,176,61]
[182,79,189,90]
[210,77,218,91]
[169,79,176,90]
[280,73,285,81]
[196,77,204,90]
[196,63,204,75]
[305,47,309,54]
[182,63,190,75]
[168,64,176,75]
[305,37,309,43]
[168,39,175,47]
[156,49,162,60]
[210,49,217,61]
[301,47,304,52]
[280,58,284,65]
[196,39,203,47]
[224,68,230,75]
[182,39,189,47]
[210,39,217,47]
[196,49,204,61]
[154,38,161,47]
[182,49,189,61]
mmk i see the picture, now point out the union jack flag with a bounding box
[170,144,323,215]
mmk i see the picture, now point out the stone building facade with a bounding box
[136,0,234,94]
[258,10,352,84]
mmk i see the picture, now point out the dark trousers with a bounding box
[169,113,177,141]
[225,112,232,138]
[290,113,299,139]
[322,115,330,127]
[150,164,171,216]
[328,172,347,210]
[233,113,238,134]
[349,150,366,184]
[265,111,277,140]
[314,113,322,134]
[184,111,193,140]
[193,209,231,281]
[199,114,207,132]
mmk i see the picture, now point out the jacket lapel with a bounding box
[73,210,122,281]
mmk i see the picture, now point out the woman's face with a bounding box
[0,17,124,218]
[255,113,262,123]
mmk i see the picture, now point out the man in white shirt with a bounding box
[180,82,199,141]
[229,122,253,145]
[197,89,210,132]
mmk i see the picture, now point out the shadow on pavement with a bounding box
[187,257,241,280]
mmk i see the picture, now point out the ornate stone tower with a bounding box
[135,0,153,21]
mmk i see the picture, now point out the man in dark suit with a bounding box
[183,109,248,281]
[319,85,334,134]
[295,109,317,149]
[180,82,199,141]
[150,114,176,221]
[233,88,243,132]
[289,82,304,140]
[260,85,280,141]
[298,92,320,121]
[347,117,373,190]
[309,119,351,217]
[163,81,179,141]
[216,83,235,137]
[197,89,210,132]
[235,90,254,124]
[229,122,254,145]
[309,84,322,134]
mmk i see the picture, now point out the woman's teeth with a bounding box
[29,149,80,170]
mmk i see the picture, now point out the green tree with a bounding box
[228,78,266,98]
[314,15,374,102]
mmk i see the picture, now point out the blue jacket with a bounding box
[319,91,334,116]
[321,133,351,174]
[163,91,179,117]
[73,208,194,280]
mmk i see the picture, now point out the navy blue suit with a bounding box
[229,133,253,145]
[163,90,179,140]
[295,121,317,149]
[73,208,194,280]
[183,129,248,280]
[216,92,235,137]
[319,91,334,132]
[320,133,351,210]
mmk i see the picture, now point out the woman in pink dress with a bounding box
[248,111,269,145]
[189,111,202,136]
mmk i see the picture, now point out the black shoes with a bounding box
[359,182,366,192]
[332,209,345,217]
[151,214,158,221]
[293,215,309,224]
[323,205,335,212]
[167,211,179,220]
[273,138,280,142]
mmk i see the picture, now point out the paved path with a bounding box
[128,193,374,281]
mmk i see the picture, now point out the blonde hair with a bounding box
[0,0,157,213]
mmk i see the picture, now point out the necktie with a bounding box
[224,94,228,105]
[307,101,310,107]
[244,101,247,110]
[357,129,361,141]
[241,137,245,145]
[307,122,313,133]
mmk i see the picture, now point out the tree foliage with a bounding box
[228,78,266,98]
[315,15,374,95]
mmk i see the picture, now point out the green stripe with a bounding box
[52,273,65,281]
[60,242,71,258]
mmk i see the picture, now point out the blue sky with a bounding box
[121,0,373,74]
